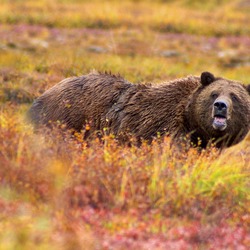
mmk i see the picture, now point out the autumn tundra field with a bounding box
[0,0,250,249]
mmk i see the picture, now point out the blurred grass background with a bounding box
[0,0,250,86]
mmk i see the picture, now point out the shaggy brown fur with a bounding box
[28,71,250,148]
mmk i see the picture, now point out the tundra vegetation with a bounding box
[0,0,249,249]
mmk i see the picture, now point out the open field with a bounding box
[0,0,250,249]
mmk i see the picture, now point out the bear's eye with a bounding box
[230,93,239,102]
[211,93,218,99]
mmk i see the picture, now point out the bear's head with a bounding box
[186,72,250,148]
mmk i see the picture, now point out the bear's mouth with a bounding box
[213,115,227,131]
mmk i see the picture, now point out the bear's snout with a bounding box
[214,100,228,116]
[212,97,231,131]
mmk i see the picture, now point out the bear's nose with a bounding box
[214,101,227,111]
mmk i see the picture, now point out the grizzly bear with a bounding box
[28,71,250,148]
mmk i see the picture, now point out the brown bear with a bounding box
[28,71,250,148]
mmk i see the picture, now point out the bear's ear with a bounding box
[245,84,250,95]
[201,72,215,86]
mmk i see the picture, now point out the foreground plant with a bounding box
[0,106,249,249]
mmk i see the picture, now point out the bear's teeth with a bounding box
[213,116,227,131]
[214,117,226,123]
